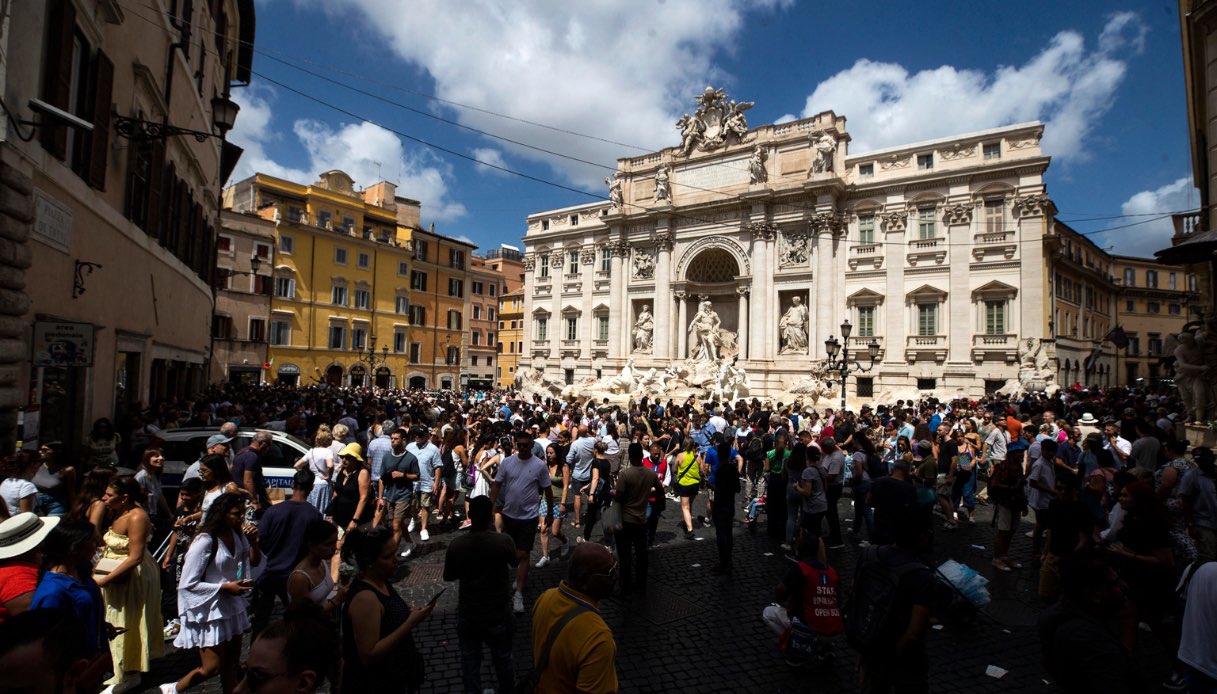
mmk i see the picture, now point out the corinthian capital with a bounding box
[748,221,778,241]
[654,231,675,251]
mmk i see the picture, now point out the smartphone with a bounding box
[238,578,255,588]
[427,587,447,605]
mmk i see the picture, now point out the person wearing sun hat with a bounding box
[330,443,373,538]
[0,512,60,624]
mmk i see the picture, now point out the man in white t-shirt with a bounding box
[708,410,729,435]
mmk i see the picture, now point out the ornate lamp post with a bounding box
[823,319,880,411]
[358,334,390,371]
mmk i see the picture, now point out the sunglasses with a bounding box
[593,560,619,579]
[238,663,290,692]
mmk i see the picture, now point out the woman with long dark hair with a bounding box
[164,492,261,693]
[535,442,570,567]
[198,455,240,518]
[32,442,74,517]
[96,476,162,693]
[342,526,433,693]
[72,468,115,536]
[30,520,105,656]
[286,519,346,617]
[0,451,39,515]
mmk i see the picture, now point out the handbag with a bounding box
[93,557,122,575]
[602,503,623,535]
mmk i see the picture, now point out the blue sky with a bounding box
[205,0,1191,257]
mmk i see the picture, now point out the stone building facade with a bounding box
[210,210,275,384]
[3,0,253,452]
[521,91,1054,400]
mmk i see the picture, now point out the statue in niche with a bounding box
[654,164,671,203]
[632,250,655,280]
[749,145,767,184]
[1174,332,1210,422]
[778,296,809,354]
[811,132,837,173]
[688,299,723,362]
[606,173,623,209]
[633,305,654,354]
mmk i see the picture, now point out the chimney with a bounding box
[429,223,435,233]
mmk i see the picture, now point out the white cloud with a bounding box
[1096,176,1195,257]
[314,0,790,190]
[800,12,1147,163]
[225,87,465,223]
[471,147,511,177]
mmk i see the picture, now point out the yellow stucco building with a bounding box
[223,170,471,389]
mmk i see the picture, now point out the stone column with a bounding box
[814,223,835,349]
[806,287,815,357]
[676,291,689,358]
[1013,194,1050,340]
[882,210,908,367]
[748,221,776,360]
[549,250,563,362]
[607,240,624,359]
[653,230,674,360]
[736,285,750,360]
[945,202,973,364]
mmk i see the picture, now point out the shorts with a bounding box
[389,497,416,521]
[538,499,567,520]
[995,505,1017,532]
[441,471,458,491]
[677,483,700,498]
[570,478,590,497]
[935,475,953,497]
[501,514,538,553]
[417,492,435,509]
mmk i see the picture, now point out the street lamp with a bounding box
[114,95,240,142]
[358,334,390,370]
[823,319,880,411]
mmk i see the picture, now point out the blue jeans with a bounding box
[785,487,801,545]
[457,616,514,694]
[852,480,874,540]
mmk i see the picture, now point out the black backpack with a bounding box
[844,546,926,652]
[746,435,765,463]
[866,453,887,480]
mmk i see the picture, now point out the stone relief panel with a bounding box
[778,232,809,268]
[675,86,755,156]
[632,248,656,280]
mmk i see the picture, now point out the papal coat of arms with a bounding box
[676,86,754,157]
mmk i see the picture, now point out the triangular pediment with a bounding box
[846,288,885,305]
[972,280,1018,299]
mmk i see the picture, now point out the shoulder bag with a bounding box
[514,602,592,693]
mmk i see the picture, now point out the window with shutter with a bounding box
[40,0,77,159]
[87,51,113,190]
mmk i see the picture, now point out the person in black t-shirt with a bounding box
[866,458,917,546]
[1039,471,1093,601]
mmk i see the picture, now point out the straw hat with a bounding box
[0,513,60,560]
[338,442,364,462]
[1078,413,1098,425]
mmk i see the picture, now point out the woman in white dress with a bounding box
[161,492,261,694]
[294,426,336,515]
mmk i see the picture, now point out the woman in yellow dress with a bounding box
[95,475,164,693]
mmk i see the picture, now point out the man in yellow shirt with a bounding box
[530,543,619,694]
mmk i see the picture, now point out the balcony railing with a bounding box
[908,335,945,347]
[1172,211,1203,240]
[973,333,1016,346]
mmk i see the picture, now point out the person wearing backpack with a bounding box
[989,450,1029,572]
[846,504,935,693]
[949,432,980,526]
[762,532,843,666]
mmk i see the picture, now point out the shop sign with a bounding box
[32,320,94,367]
[33,190,73,253]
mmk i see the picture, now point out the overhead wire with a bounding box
[114,0,1198,250]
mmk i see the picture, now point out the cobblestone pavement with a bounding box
[142,492,1172,693]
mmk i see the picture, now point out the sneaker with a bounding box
[992,560,1012,573]
[685,530,695,540]
[408,518,417,533]
[857,540,871,548]
[1163,671,1187,692]
[512,591,525,614]
[459,519,472,530]
[1006,560,1024,569]
[535,555,550,568]
[110,675,141,694]
[159,684,178,694]
[779,543,792,552]
[399,545,414,559]
[420,529,430,542]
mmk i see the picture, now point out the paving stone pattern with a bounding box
[142,493,1172,693]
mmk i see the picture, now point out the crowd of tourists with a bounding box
[0,380,1214,693]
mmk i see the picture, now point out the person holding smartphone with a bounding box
[162,492,261,694]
